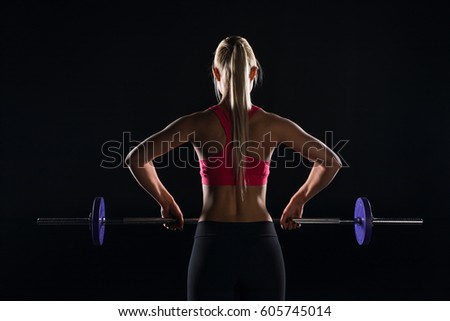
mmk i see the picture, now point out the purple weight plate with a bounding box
[354,197,373,246]
[91,197,105,246]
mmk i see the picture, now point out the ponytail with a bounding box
[212,36,261,200]
[229,43,251,199]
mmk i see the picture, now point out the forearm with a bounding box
[127,160,173,207]
[292,162,341,205]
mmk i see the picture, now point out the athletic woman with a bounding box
[125,36,342,300]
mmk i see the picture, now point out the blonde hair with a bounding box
[212,36,262,199]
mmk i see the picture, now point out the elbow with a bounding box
[319,154,342,171]
[335,156,343,169]
[125,147,152,168]
[332,156,343,173]
[320,155,342,172]
[124,153,132,168]
[125,150,138,168]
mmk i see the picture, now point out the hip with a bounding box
[194,220,278,239]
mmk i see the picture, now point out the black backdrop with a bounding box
[1,1,449,300]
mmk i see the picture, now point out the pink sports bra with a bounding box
[199,105,270,186]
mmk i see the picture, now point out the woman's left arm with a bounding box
[125,113,196,231]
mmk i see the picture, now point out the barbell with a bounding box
[36,196,423,246]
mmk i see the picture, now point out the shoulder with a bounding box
[253,106,308,143]
[254,106,301,130]
[168,106,216,127]
[151,106,216,142]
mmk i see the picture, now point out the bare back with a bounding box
[191,105,280,222]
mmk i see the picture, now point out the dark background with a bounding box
[1,0,449,300]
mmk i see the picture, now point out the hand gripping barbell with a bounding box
[36,197,423,246]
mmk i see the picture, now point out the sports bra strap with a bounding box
[209,106,231,142]
[209,105,262,143]
[201,104,269,186]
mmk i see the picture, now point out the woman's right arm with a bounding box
[270,114,343,230]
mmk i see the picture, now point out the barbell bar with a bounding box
[36,196,423,246]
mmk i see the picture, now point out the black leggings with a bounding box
[187,221,286,300]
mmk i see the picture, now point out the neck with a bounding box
[218,95,252,112]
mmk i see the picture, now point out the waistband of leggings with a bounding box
[194,221,277,238]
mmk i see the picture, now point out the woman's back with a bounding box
[191,103,277,222]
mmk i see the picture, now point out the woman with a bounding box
[125,36,342,300]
